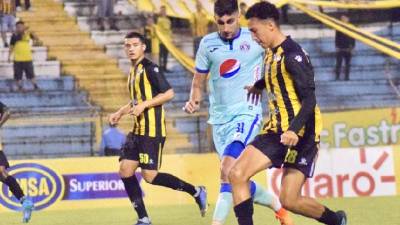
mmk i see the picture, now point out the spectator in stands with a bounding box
[0,0,16,47]
[100,122,126,156]
[335,15,355,81]
[8,21,40,91]
[156,5,171,72]
[192,2,208,56]
[144,15,159,56]
[96,0,119,31]
[239,2,248,27]
[144,16,152,54]
[15,0,29,11]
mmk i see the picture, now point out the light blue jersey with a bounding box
[195,28,264,125]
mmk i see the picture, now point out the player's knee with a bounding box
[220,164,232,182]
[141,170,158,183]
[221,142,244,182]
[119,166,134,178]
[279,194,297,211]
[220,169,229,183]
[228,166,246,184]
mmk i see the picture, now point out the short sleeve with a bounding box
[194,38,210,73]
[147,65,172,93]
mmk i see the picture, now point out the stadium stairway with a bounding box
[16,0,131,116]
[60,0,199,153]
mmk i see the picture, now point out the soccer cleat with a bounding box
[194,186,208,217]
[21,197,34,223]
[336,210,347,225]
[275,208,295,225]
[134,217,152,225]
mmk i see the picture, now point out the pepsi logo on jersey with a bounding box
[219,59,241,78]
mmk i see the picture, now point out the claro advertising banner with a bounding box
[267,146,400,198]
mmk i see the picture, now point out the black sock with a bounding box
[151,172,197,196]
[3,176,24,201]
[317,207,339,225]
[234,198,254,225]
[121,175,148,219]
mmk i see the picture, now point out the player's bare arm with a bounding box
[184,72,206,114]
[280,131,299,146]
[130,88,174,116]
[109,102,132,125]
[244,78,265,105]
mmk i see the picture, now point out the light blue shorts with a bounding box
[212,114,262,159]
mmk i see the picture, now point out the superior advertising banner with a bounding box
[0,154,266,212]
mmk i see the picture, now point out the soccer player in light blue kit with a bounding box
[184,1,293,225]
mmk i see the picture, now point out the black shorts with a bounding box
[14,61,35,81]
[119,133,166,170]
[0,151,10,169]
[250,132,319,178]
[104,148,120,156]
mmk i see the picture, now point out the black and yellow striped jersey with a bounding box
[0,0,15,15]
[128,57,171,137]
[256,37,322,140]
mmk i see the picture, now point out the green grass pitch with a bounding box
[1,196,399,224]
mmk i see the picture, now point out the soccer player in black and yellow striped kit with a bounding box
[228,2,347,225]
[109,32,207,225]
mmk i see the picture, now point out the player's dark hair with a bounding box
[16,21,24,26]
[214,0,239,17]
[125,31,145,43]
[245,1,280,23]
